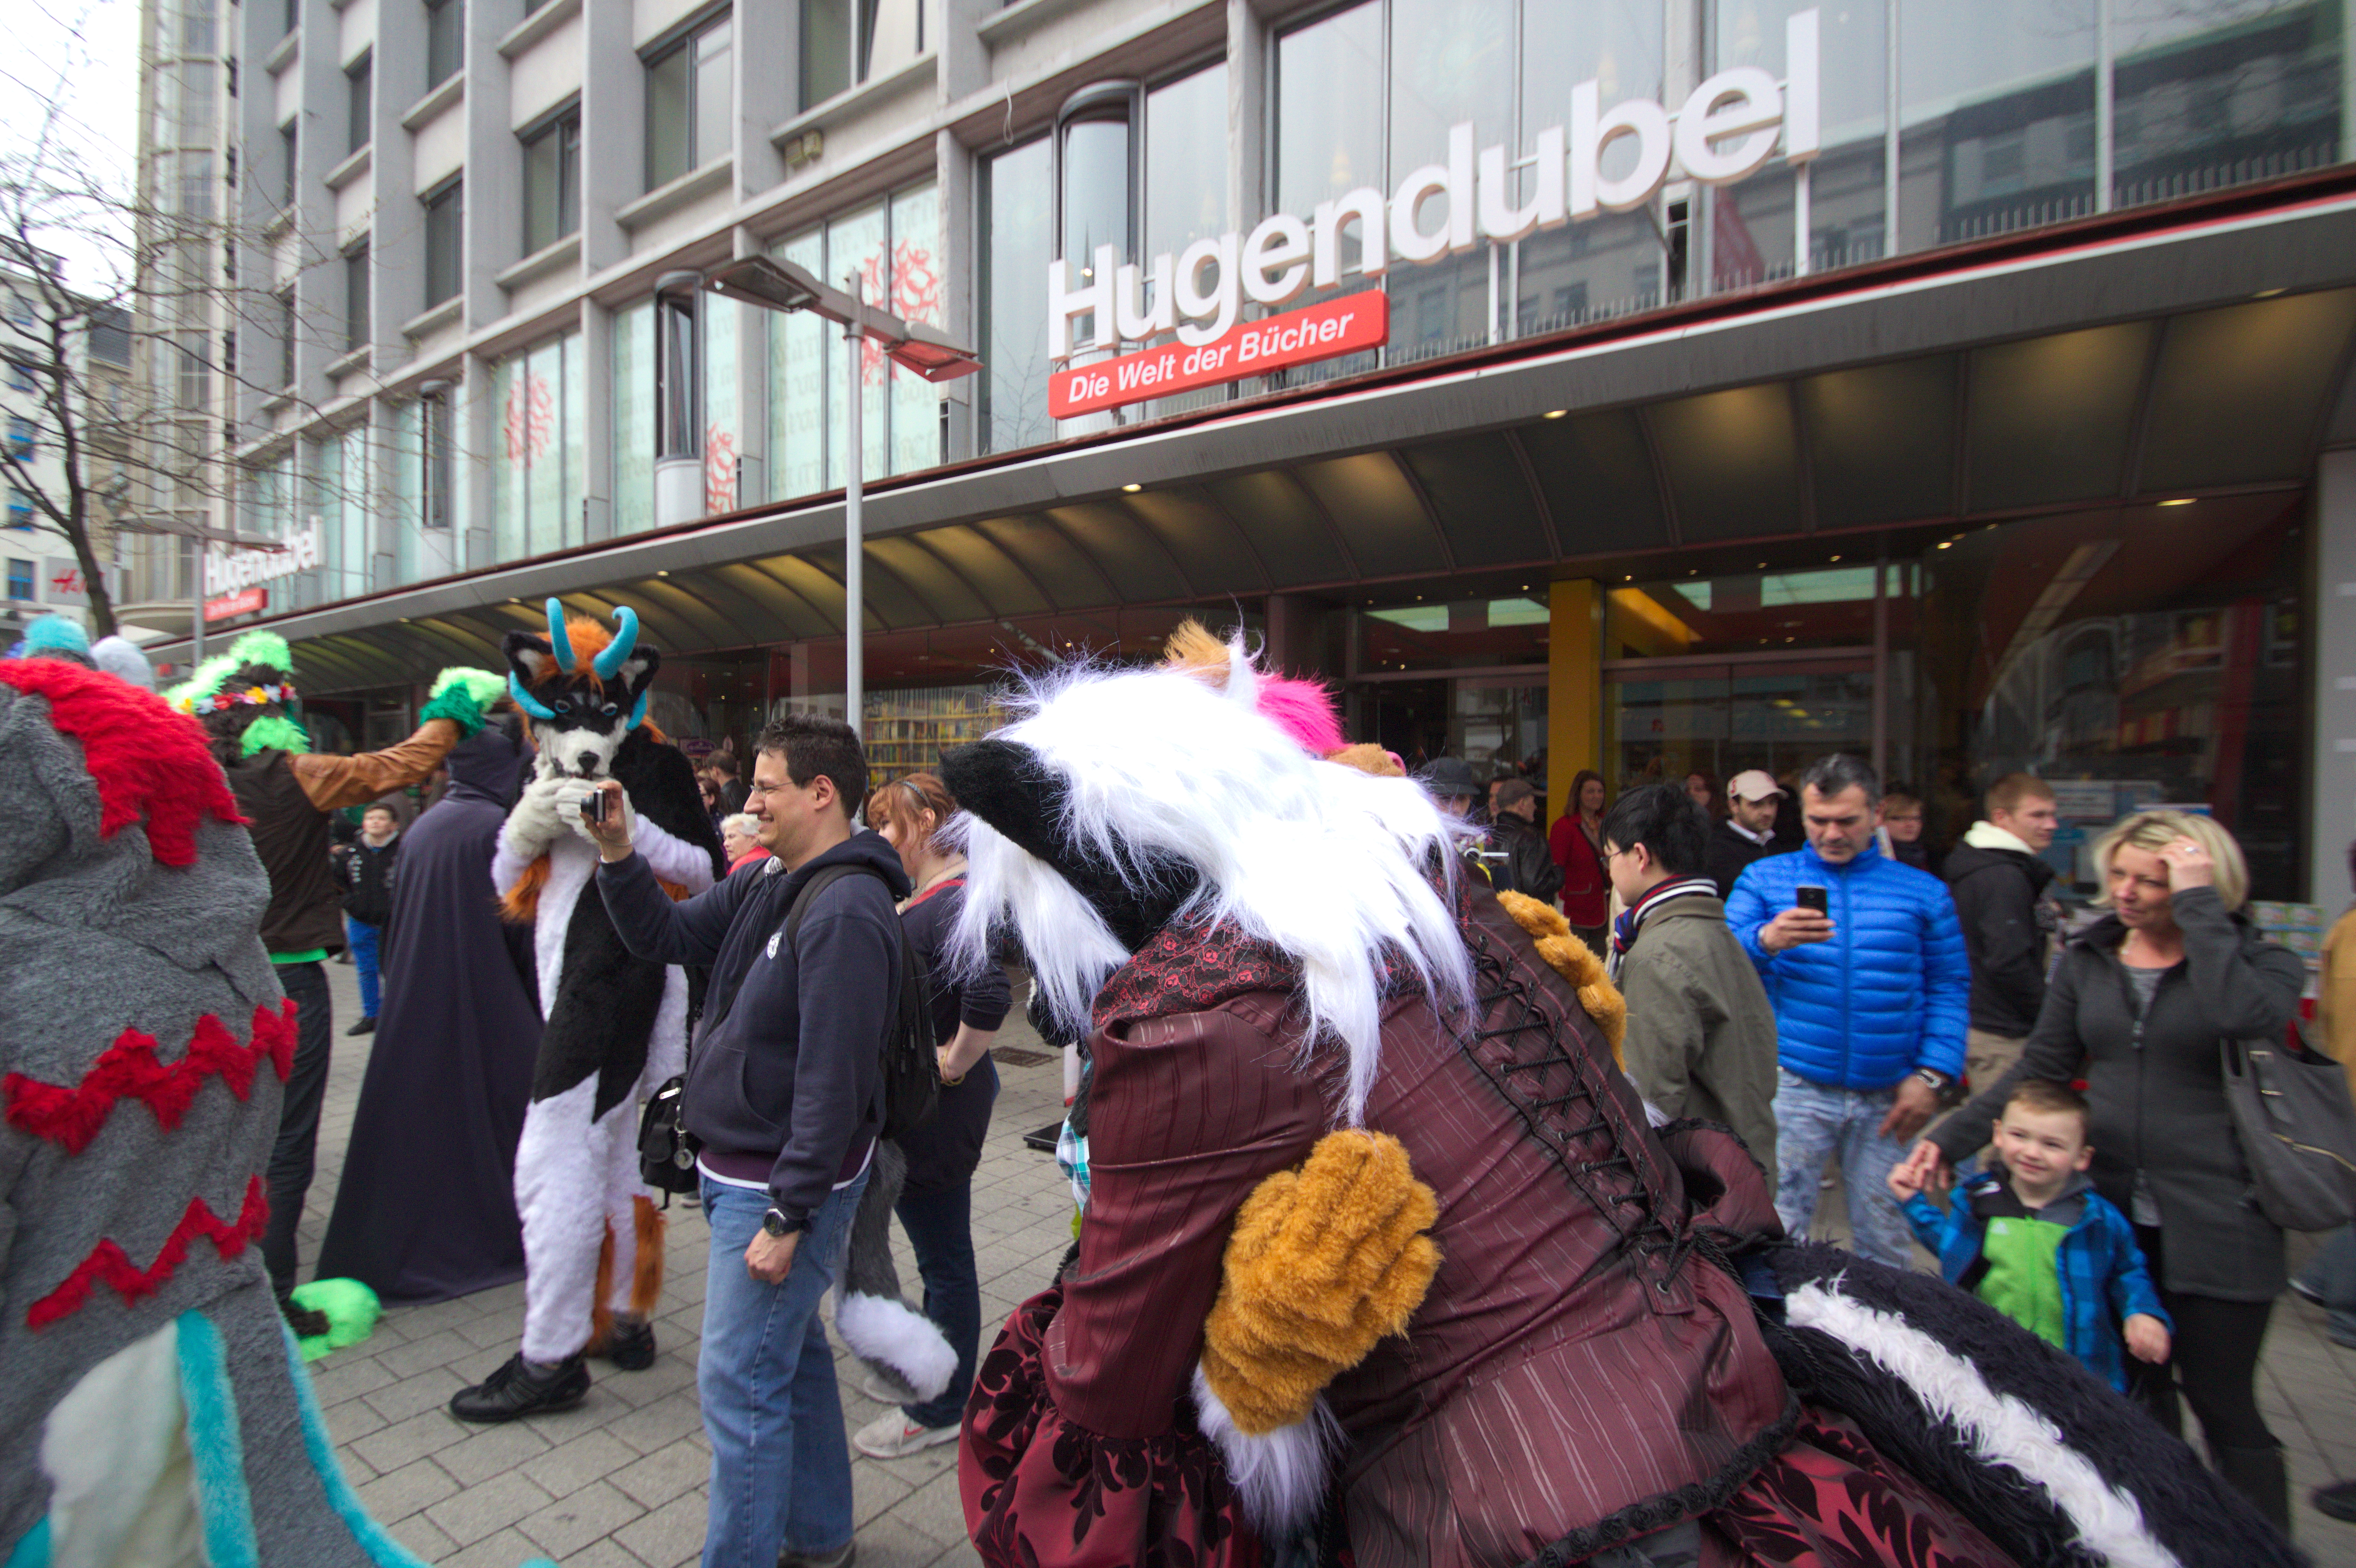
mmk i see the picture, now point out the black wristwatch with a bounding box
[761,1207,808,1239]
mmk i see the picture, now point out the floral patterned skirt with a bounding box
[961,1285,2017,1568]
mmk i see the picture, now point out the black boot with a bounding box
[595,1316,657,1371]
[450,1352,591,1422]
[345,1015,376,1036]
[2213,1442,2291,1535]
[2315,1480,2356,1524]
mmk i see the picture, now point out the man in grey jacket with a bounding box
[1602,783,1780,1186]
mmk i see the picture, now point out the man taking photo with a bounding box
[582,713,908,1568]
[1725,753,1970,1266]
[1943,773,2063,1097]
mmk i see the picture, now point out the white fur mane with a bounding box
[948,646,1474,1125]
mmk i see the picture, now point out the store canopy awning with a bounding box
[196,177,2356,697]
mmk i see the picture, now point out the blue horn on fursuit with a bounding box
[593,606,640,679]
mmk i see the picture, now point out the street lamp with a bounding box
[705,256,981,739]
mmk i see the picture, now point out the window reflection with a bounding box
[980,137,1054,453]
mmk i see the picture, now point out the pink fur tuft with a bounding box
[1256,675,1346,756]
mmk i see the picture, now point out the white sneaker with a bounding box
[856,1369,918,1406]
[853,1410,958,1459]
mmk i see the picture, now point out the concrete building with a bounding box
[161,0,2356,904]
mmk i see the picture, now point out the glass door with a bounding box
[1605,654,1875,798]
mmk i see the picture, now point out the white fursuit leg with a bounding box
[515,1076,609,1362]
[1785,1280,2181,1568]
[835,1294,958,1404]
[1191,1364,1340,1542]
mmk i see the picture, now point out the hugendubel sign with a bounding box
[1047,9,1818,417]
[204,518,322,599]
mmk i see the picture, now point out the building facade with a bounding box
[166,0,2356,901]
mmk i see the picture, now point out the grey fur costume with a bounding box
[0,663,551,1568]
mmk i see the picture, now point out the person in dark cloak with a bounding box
[315,712,544,1303]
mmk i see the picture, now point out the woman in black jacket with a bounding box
[858,770,1012,1459]
[1898,810,2307,1528]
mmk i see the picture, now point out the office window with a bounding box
[425,0,464,90]
[176,331,209,409]
[285,0,299,39]
[801,0,919,110]
[280,122,298,208]
[521,108,580,253]
[646,15,732,190]
[177,153,214,222]
[345,245,369,352]
[6,558,32,598]
[6,490,31,528]
[422,390,454,529]
[275,288,296,386]
[346,53,371,156]
[424,179,463,307]
[978,138,1050,454]
[7,416,31,459]
[655,288,698,461]
[179,62,215,144]
[183,0,216,54]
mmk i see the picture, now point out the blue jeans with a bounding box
[895,1180,981,1430]
[346,917,381,1017]
[2297,1226,2356,1344]
[1772,1069,1915,1268]
[699,1171,868,1568]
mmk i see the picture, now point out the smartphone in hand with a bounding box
[1794,885,1828,914]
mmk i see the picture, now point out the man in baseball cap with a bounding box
[1707,769,1786,898]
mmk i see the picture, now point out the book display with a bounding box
[864,684,1008,782]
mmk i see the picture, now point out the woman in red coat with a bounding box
[1549,767,1611,950]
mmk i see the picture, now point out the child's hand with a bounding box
[1887,1163,1923,1203]
[2124,1314,2171,1364]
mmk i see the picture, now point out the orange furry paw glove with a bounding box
[1494,889,1626,1067]
[1200,1130,1440,1436]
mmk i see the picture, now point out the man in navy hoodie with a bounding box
[1725,753,1969,1267]
[585,712,908,1568]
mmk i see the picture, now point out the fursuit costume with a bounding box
[162,632,507,1324]
[943,625,2297,1568]
[0,658,552,1568]
[472,601,723,1397]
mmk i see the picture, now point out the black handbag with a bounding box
[2219,1018,2356,1231]
[638,993,704,1197]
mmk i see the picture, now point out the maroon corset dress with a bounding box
[959,894,2017,1568]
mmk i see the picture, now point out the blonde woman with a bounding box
[858,772,1010,1458]
[1897,810,2306,1528]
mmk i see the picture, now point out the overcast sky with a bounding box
[4,0,141,290]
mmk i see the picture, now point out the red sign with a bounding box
[1049,293,1389,420]
[205,587,268,622]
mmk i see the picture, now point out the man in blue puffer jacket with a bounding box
[1725,753,1969,1265]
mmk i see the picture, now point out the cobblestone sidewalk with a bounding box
[300,960,2356,1566]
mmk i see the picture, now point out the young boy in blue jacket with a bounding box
[1889,1079,2171,1394]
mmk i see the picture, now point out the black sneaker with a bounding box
[279,1294,331,1339]
[596,1318,656,1371]
[345,1016,376,1036]
[777,1543,855,1568]
[2317,1481,2356,1523]
[449,1353,590,1422]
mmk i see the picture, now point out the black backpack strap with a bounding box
[783,862,871,954]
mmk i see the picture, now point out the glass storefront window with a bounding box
[1389,0,1512,356]
[706,293,738,513]
[1910,499,2307,899]
[768,183,939,492]
[979,137,1055,453]
[1518,0,1667,331]
[612,301,654,534]
[1359,592,1551,671]
[493,332,582,559]
[1607,563,1897,659]
[1716,0,1886,283]
[1897,0,2095,250]
[2109,0,2341,210]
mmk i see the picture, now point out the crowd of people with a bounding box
[3,609,2346,1568]
[1432,748,2338,1535]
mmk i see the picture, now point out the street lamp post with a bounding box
[704,257,980,739]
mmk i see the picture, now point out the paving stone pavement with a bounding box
[301,959,2356,1566]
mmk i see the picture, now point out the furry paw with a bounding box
[500,774,571,861]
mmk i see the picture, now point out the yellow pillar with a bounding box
[1547,579,1602,825]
